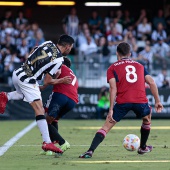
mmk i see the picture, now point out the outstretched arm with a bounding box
[145,75,163,113]
[39,72,72,90]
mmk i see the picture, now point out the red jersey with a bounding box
[53,65,78,103]
[107,58,148,104]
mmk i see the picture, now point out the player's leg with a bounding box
[30,100,62,153]
[139,111,152,154]
[141,113,151,146]
[138,113,152,154]
[7,91,24,100]
[44,92,69,152]
[79,103,131,158]
[56,98,76,151]
[0,91,25,114]
[47,94,76,152]
[0,92,9,113]
[47,123,70,153]
[39,121,63,156]
[0,71,24,113]
[14,77,62,154]
[40,93,64,155]
[133,103,152,154]
[79,116,117,158]
[47,123,64,144]
[51,120,58,131]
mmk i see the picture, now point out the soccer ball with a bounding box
[123,134,140,151]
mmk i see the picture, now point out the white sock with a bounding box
[7,91,24,101]
[36,119,51,143]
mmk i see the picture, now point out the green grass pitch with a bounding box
[0,119,170,170]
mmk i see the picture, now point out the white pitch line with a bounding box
[0,121,36,156]
[70,160,170,163]
[73,126,170,130]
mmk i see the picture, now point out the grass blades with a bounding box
[0,120,170,170]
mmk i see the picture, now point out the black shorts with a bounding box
[45,92,76,119]
[113,103,151,122]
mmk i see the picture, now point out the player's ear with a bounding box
[128,52,131,57]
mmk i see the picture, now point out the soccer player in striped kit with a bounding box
[0,34,74,154]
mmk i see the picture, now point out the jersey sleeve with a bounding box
[48,61,62,77]
[107,66,115,83]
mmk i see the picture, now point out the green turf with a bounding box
[0,120,170,170]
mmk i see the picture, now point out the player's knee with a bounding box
[142,115,151,124]
[33,106,45,116]
[46,115,55,124]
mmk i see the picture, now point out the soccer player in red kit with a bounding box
[79,42,163,158]
[40,57,78,155]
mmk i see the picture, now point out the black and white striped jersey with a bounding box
[15,41,64,84]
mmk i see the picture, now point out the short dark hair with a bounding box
[57,34,74,46]
[63,57,71,68]
[117,42,131,56]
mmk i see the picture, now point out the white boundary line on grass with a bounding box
[74,126,170,130]
[0,121,36,156]
[70,160,170,163]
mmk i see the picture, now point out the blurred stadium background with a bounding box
[0,0,170,120]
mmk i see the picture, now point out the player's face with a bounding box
[62,44,73,56]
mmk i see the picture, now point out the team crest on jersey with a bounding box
[23,64,33,77]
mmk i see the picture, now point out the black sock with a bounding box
[140,127,150,149]
[89,133,105,152]
[48,124,65,145]
[51,121,58,131]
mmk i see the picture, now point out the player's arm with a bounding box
[39,69,61,90]
[39,84,48,91]
[39,74,72,90]
[45,73,72,85]
[39,67,72,90]
[108,78,117,122]
[145,75,163,113]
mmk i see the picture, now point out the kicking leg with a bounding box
[79,115,117,158]
[0,91,24,114]
[7,91,24,100]
[0,92,8,113]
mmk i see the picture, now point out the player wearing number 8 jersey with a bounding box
[79,42,163,158]
[108,58,148,104]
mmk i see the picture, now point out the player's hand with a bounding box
[155,102,163,113]
[62,76,72,84]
